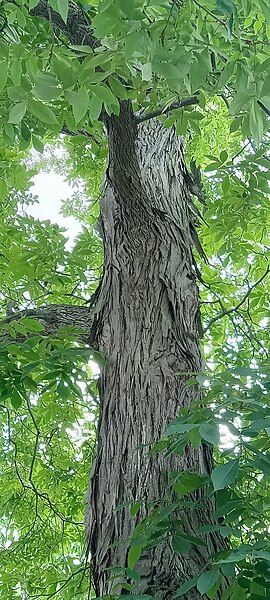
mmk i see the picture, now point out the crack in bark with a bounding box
[11,4,228,594]
[86,109,227,599]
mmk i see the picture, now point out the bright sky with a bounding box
[29,172,82,250]
[30,170,100,378]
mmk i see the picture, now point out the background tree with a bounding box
[0,0,269,599]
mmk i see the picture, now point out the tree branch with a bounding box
[1,304,94,344]
[30,0,97,48]
[203,266,270,333]
[257,99,270,118]
[136,96,199,124]
[61,125,95,140]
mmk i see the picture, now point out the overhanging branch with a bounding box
[2,304,94,344]
[203,266,269,333]
[136,96,199,124]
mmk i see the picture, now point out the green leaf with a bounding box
[57,0,68,23]
[199,423,220,446]
[211,459,239,491]
[249,100,264,146]
[172,534,191,554]
[49,0,68,23]
[0,61,8,91]
[220,545,251,563]
[52,55,77,89]
[33,73,62,102]
[141,62,152,81]
[197,568,219,594]
[130,500,141,517]
[108,75,127,99]
[220,150,228,163]
[7,86,27,102]
[154,61,180,82]
[118,0,135,17]
[256,0,270,23]
[21,121,31,142]
[89,95,102,121]
[222,174,231,193]
[69,45,93,54]
[190,51,210,91]
[29,0,40,9]
[216,0,236,14]
[32,134,44,152]
[11,389,23,409]
[10,60,22,85]
[30,100,58,124]
[57,381,70,399]
[4,122,14,140]
[8,102,26,124]
[174,576,198,597]
[126,568,141,582]
[93,84,119,114]
[230,91,250,115]
[188,427,202,448]
[21,318,44,332]
[128,545,142,569]
[65,87,89,123]
[163,419,197,436]
[253,551,270,561]
[218,61,235,88]
[172,472,209,496]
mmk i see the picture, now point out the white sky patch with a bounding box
[260,317,269,329]
[29,172,82,250]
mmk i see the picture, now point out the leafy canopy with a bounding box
[0,0,269,598]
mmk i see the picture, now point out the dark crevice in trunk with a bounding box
[86,105,227,599]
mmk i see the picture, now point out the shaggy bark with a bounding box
[87,103,226,599]
[12,4,228,597]
[30,0,97,48]
[1,304,93,343]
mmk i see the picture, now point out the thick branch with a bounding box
[136,96,199,124]
[203,266,269,333]
[2,304,93,343]
[30,0,97,48]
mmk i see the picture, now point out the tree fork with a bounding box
[87,103,227,599]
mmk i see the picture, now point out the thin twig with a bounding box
[203,266,269,332]
[61,125,93,139]
[192,0,229,29]
[231,140,250,163]
[257,99,270,118]
[30,565,91,599]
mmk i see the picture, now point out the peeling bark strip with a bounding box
[87,106,226,599]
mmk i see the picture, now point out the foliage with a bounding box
[0,0,269,598]
[0,150,101,597]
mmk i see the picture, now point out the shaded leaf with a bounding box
[211,459,239,491]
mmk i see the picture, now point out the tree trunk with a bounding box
[87,103,226,599]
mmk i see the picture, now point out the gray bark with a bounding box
[2,304,93,343]
[30,0,97,49]
[87,103,226,599]
[9,5,227,596]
